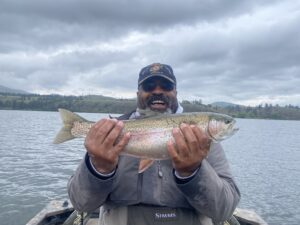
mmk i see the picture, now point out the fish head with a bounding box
[206,113,239,142]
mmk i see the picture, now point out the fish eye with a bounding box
[225,119,231,124]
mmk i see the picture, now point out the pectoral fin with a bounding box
[138,159,154,173]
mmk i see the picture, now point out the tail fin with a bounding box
[53,108,88,144]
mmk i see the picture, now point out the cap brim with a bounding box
[138,74,175,85]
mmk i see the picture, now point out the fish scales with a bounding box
[123,113,210,131]
[71,121,93,137]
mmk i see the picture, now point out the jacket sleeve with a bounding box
[67,154,115,212]
[176,143,241,222]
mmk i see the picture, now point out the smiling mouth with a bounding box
[151,100,165,105]
[150,100,167,109]
[146,94,170,111]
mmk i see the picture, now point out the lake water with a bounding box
[0,110,299,225]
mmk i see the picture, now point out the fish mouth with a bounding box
[222,122,239,140]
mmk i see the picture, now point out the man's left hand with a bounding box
[167,123,211,177]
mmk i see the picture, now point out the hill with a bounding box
[0,85,30,94]
[0,93,137,113]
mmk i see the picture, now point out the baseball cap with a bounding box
[138,63,176,86]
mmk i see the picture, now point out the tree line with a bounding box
[1,93,300,120]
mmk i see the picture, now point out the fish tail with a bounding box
[53,108,87,144]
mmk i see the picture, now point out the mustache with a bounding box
[146,94,170,105]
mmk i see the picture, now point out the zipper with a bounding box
[137,172,143,201]
[158,160,163,178]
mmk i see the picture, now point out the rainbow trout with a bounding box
[54,109,238,160]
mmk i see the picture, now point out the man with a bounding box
[68,63,240,225]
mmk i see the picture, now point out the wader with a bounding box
[98,204,214,225]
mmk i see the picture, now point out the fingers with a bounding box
[102,120,131,155]
[171,123,202,157]
[191,125,211,149]
[84,118,130,174]
[102,120,124,146]
[171,127,189,158]
[92,118,118,144]
[85,118,129,156]
[179,123,199,153]
[168,123,211,176]
[113,131,131,155]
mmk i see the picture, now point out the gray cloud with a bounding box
[1,0,299,106]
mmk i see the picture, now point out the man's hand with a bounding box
[84,118,130,174]
[167,123,211,177]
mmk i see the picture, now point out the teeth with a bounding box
[152,100,165,104]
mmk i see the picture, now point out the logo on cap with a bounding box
[149,63,162,74]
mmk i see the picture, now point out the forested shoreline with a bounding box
[1,93,300,120]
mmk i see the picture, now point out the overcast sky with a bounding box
[1,0,300,106]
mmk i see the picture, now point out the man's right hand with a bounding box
[84,118,131,174]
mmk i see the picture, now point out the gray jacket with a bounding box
[67,112,240,223]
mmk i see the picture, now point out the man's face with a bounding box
[137,77,178,113]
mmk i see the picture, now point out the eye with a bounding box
[225,119,231,124]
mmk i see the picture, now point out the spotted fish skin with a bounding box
[54,108,238,159]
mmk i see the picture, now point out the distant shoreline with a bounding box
[1,93,300,120]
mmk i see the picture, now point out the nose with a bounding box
[151,84,164,93]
